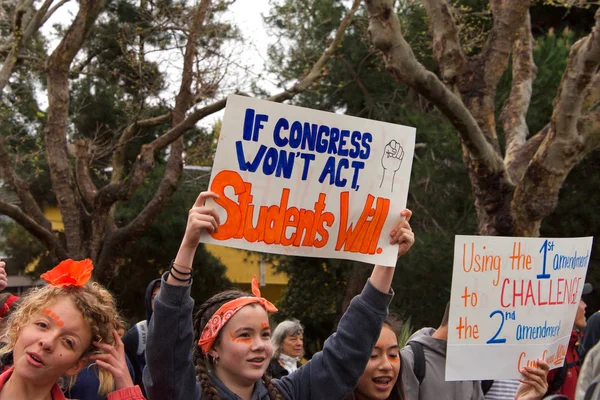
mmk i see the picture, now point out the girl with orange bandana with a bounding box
[143,190,415,400]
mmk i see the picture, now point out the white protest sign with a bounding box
[446,235,593,380]
[200,95,416,266]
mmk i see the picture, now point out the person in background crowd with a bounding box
[0,258,144,400]
[578,283,597,361]
[576,337,600,400]
[143,190,414,400]
[546,284,592,400]
[122,277,160,394]
[268,319,305,379]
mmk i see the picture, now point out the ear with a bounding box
[64,356,89,377]
[208,348,219,359]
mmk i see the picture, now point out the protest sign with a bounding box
[200,95,416,266]
[446,235,593,380]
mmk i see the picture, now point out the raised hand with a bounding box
[180,191,221,250]
[91,330,135,391]
[389,209,414,259]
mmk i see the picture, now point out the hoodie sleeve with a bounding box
[274,279,393,399]
[142,273,202,400]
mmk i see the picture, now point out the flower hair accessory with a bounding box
[40,259,94,288]
[198,275,277,353]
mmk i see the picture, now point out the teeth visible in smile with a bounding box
[373,377,391,384]
[30,354,41,363]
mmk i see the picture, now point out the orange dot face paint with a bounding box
[229,331,252,344]
[42,309,64,327]
[261,322,269,329]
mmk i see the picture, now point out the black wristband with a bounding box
[169,270,192,283]
[171,262,192,276]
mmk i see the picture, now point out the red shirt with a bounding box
[0,367,66,399]
[0,366,145,400]
[546,330,582,400]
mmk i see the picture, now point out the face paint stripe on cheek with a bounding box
[388,355,400,363]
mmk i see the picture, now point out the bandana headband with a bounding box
[199,275,277,353]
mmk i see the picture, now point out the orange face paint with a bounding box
[229,331,251,344]
[261,322,269,329]
[42,309,64,327]
[388,354,400,363]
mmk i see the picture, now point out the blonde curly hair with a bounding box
[0,282,121,395]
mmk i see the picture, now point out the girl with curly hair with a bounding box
[0,259,145,400]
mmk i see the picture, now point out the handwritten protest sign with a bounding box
[446,235,593,380]
[200,95,415,266]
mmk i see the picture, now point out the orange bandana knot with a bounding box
[198,275,277,354]
[40,259,94,288]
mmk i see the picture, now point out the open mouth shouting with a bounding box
[372,376,394,390]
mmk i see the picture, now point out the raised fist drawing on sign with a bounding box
[380,139,404,192]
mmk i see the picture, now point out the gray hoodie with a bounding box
[400,327,484,400]
[143,272,393,400]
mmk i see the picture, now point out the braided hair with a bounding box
[192,290,284,400]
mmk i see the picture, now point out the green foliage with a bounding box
[0,220,59,276]
[98,164,232,322]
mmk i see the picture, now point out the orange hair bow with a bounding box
[40,259,93,288]
[198,275,277,354]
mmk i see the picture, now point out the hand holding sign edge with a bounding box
[370,208,414,294]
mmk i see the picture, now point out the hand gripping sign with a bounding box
[199,95,416,267]
[446,235,593,380]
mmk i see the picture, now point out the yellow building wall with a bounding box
[204,244,288,303]
[44,206,64,231]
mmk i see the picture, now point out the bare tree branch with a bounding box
[110,113,171,185]
[582,71,600,111]
[338,56,374,103]
[554,8,600,139]
[74,140,98,206]
[96,0,211,277]
[479,0,531,89]
[268,0,362,103]
[501,12,537,176]
[0,200,69,260]
[38,0,70,27]
[581,107,600,152]
[0,139,53,231]
[43,0,108,257]
[422,0,467,88]
[364,0,504,171]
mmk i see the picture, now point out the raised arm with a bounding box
[275,209,414,399]
[169,191,220,284]
[143,191,220,400]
